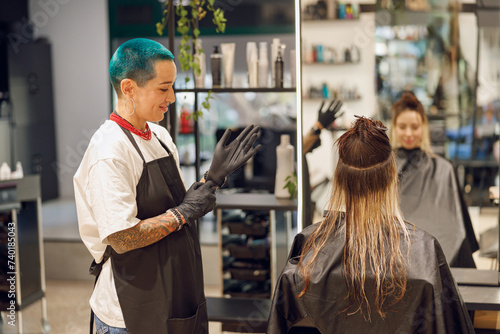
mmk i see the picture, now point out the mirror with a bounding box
[299,0,500,280]
[375,1,500,278]
[298,0,376,230]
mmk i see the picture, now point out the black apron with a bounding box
[89,126,208,334]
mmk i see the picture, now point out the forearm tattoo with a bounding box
[107,211,180,254]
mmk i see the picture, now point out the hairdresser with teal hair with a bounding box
[74,38,261,334]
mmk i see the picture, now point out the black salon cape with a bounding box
[396,148,479,268]
[266,222,475,334]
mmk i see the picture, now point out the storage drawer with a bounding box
[226,244,268,260]
[223,279,271,299]
[226,222,268,237]
[229,268,269,282]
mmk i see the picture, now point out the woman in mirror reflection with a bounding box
[266,116,474,333]
[391,92,478,268]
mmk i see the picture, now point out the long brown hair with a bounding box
[390,91,433,154]
[298,117,411,320]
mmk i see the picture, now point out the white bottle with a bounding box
[246,41,257,87]
[14,161,23,179]
[274,134,294,199]
[258,42,269,88]
[194,39,206,88]
[0,162,11,180]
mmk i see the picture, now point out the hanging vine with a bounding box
[157,0,226,120]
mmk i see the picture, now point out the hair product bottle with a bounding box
[220,43,235,88]
[13,161,23,179]
[194,39,206,88]
[290,49,296,87]
[271,38,281,85]
[247,42,258,88]
[274,47,284,88]
[210,45,222,88]
[274,134,294,199]
[0,162,10,180]
[246,42,258,88]
[258,42,269,88]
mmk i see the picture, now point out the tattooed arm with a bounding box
[107,211,186,254]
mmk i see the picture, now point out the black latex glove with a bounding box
[175,181,217,224]
[317,99,343,129]
[207,125,262,186]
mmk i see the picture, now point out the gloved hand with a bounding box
[317,99,343,129]
[175,181,217,223]
[207,125,262,186]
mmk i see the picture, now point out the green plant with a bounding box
[284,173,298,200]
[156,0,226,120]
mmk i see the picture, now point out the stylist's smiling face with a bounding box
[134,60,177,124]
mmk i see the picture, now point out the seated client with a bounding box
[390,92,478,268]
[266,116,474,333]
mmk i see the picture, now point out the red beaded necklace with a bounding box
[110,112,152,141]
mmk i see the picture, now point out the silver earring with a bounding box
[125,98,135,116]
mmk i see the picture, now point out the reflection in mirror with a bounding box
[299,0,377,232]
[473,24,500,276]
[374,0,499,276]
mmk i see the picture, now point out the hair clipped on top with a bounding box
[298,116,410,321]
[390,91,433,154]
[338,117,391,170]
[109,38,175,95]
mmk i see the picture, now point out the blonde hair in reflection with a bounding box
[298,117,411,320]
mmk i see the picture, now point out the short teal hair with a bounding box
[109,38,174,94]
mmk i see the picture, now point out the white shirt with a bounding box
[74,120,184,327]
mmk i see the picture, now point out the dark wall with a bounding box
[0,0,28,24]
[8,39,59,201]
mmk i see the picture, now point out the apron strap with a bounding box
[119,125,174,162]
[152,132,173,155]
[89,245,112,334]
[119,126,147,163]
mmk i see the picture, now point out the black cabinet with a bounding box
[7,39,58,201]
[0,176,49,334]
[215,193,296,332]
[222,209,271,299]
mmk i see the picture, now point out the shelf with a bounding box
[216,193,297,211]
[226,221,269,238]
[303,97,362,102]
[452,160,499,168]
[379,38,426,43]
[226,244,269,260]
[174,87,296,93]
[380,55,420,59]
[228,268,269,282]
[303,61,361,65]
[302,18,361,22]
[223,279,270,298]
